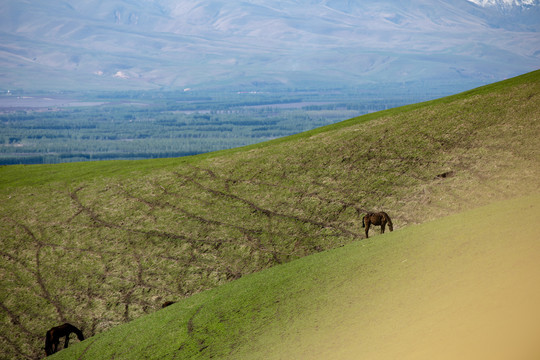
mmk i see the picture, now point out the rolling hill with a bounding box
[0,70,539,359]
[50,194,540,359]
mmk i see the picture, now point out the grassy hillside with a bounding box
[50,194,540,359]
[1,70,539,359]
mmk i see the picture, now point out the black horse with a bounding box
[45,323,84,356]
[362,212,393,238]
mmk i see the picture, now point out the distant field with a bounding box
[51,194,540,360]
[0,70,539,359]
[0,89,427,165]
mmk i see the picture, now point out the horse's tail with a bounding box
[383,212,393,231]
[362,215,365,228]
[44,330,53,356]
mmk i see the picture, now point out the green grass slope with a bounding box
[52,194,540,359]
[1,70,539,359]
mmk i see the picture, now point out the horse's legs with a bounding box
[381,222,386,234]
[64,334,70,349]
[365,221,370,238]
[53,338,60,354]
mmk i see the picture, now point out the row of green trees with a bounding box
[0,91,420,164]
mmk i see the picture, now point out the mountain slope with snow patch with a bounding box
[0,0,538,91]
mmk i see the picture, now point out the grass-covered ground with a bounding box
[1,70,539,359]
[50,194,540,359]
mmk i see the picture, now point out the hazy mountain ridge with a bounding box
[467,0,538,8]
[0,0,538,90]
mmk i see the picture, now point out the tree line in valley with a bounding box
[0,87,436,165]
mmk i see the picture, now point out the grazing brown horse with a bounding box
[45,323,84,356]
[362,212,393,238]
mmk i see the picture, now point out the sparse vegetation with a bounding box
[0,70,539,359]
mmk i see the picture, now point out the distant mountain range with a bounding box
[0,0,538,91]
[467,0,537,8]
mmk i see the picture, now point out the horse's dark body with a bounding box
[362,212,393,238]
[45,323,84,356]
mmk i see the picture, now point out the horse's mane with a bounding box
[71,325,84,341]
[380,212,393,226]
